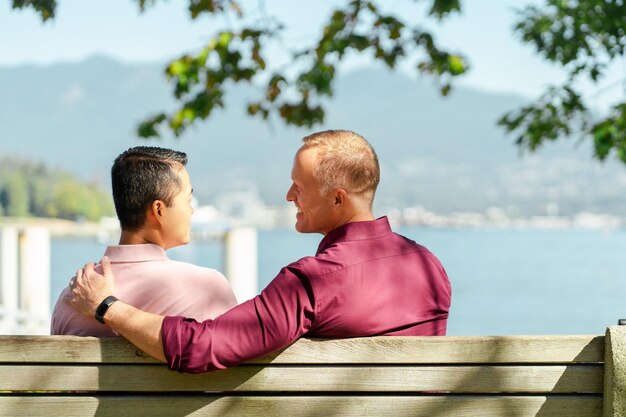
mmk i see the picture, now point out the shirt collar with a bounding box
[103,244,168,263]
[316,216,392,255]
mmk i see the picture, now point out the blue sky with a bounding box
[1,0,624,108]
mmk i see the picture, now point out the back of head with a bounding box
[302,130,380,205]
[111,146,187,230]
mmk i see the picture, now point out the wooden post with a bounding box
[223,227,258,303]
[0,227,19,327]
[18,227,50,332]
[604,325,626,417]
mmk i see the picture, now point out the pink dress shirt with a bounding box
[51,244,237,336]
[162,217,452,373]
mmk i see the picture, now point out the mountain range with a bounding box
[1,55,625,216]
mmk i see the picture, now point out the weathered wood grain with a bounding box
[0,395,603,417]
[0,334,608,416]
[0,364,603,393]
[0,335,604,364]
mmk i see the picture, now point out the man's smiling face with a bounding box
[285,146,337,235]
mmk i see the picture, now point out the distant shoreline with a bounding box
[0,217,108,237]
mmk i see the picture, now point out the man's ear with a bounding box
[334,189,348,206]
[151,200,165,222]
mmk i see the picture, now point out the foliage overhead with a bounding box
[11,0,56,21]
[500,0,626,163]
[16,0,468,137]
[15,0,626,164]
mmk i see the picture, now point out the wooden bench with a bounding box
[1,326,624,416]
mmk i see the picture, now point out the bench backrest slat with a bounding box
[0,335,604,364]
[0,395,605,417]
[0,364,604,393]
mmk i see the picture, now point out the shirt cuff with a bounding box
[161,315,185,371]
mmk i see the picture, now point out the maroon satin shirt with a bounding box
[162,217,452,373]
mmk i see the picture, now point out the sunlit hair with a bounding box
[301,130,380,203]
[111,146,187,230]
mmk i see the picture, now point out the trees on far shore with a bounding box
[0,157,114,221]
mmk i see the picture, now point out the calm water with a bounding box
[51,227,626,336]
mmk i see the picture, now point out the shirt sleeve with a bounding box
[161,263,316,373]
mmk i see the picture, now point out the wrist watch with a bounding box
[95,295,119,324]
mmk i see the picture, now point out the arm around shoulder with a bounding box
[65,257,167,362]
[102,300,167,362]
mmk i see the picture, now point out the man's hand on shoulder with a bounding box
[64,256,115,317]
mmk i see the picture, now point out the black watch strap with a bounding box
[95,295,118,324]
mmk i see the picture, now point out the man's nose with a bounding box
[286,184,295,201]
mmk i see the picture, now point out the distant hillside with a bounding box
[0,156,114,221]
[1,56,625,216]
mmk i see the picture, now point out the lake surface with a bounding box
[51,227,626,336]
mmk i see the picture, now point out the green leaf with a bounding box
[137,113,167,138]
[218,32,233,46]
[447,55,466,75]
[168,60,189,76]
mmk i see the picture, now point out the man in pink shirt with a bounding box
[66,130,451,372]
[52,146,237,336]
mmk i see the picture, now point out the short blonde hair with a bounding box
[302,130,380,201]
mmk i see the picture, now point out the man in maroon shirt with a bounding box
[66,130,452,373]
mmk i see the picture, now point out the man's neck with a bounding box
[324,211,375,236]
[118,229,163,248]
[342,212,375,226]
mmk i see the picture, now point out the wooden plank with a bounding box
[0,364,603,393]
[0,395,603,416]
[259,335,605,365]
[0,336,155,364]
[0,335,605,364]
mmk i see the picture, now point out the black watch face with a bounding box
[95,296,117,323]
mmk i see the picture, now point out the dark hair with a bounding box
[111,146,188,230]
